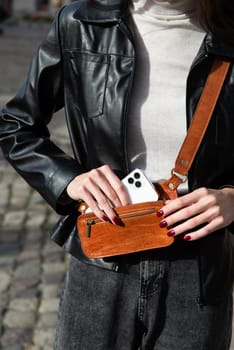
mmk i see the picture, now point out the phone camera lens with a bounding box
[128,177,134,184]
[134,172,140,179]
[135,181,141,188]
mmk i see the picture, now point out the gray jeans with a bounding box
[54,247,232,350]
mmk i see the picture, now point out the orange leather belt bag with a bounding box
[77,58,230,259]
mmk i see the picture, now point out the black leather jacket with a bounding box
[0,0,234,304]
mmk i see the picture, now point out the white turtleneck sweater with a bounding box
[127,0,205,186]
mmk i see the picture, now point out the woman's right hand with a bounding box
[66,165,130,224]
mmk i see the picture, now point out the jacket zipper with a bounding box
[86,208,156,238]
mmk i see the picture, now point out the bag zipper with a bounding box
[85,208,156,238]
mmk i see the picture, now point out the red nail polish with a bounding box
[113,216,124,226]
[156,209,164,218]
[167,230,175,237]
[102,215,109,222]
[184,235,191,241]
[160,220,168,228]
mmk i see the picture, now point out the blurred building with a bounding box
[1,1,70,15]
[36,0,70,11]
[1,0,13,16]
[35,0,49,11]
[36,0,68,12]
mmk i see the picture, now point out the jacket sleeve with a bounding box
[0,9,84,215]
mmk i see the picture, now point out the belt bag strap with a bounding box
[158,58,231,200]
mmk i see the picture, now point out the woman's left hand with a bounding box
[158,187,234,241]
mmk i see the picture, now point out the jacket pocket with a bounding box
[67,50,110,118]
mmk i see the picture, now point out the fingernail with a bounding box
[156,209,164,218]
[113,216,124,226]
[102,215,109,222]
[167,230,175,237]
[184,235,191,241]
[160,220,168,228]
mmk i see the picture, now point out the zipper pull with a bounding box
[86,219,95,238]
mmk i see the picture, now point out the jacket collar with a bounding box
[73,0,132,23]
[190,33,234,72]
[205,33,234,58]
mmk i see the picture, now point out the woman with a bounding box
[0,0,233,349]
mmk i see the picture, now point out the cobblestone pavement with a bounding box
[0,19,70,350]
[0,14,234,350]
[0,161,68,349]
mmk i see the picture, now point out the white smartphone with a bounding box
[85,168,158,212]
[121,168,158,204]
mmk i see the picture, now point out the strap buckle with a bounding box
[171,169,188,183]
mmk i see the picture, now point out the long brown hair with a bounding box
[196,0,234,44]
